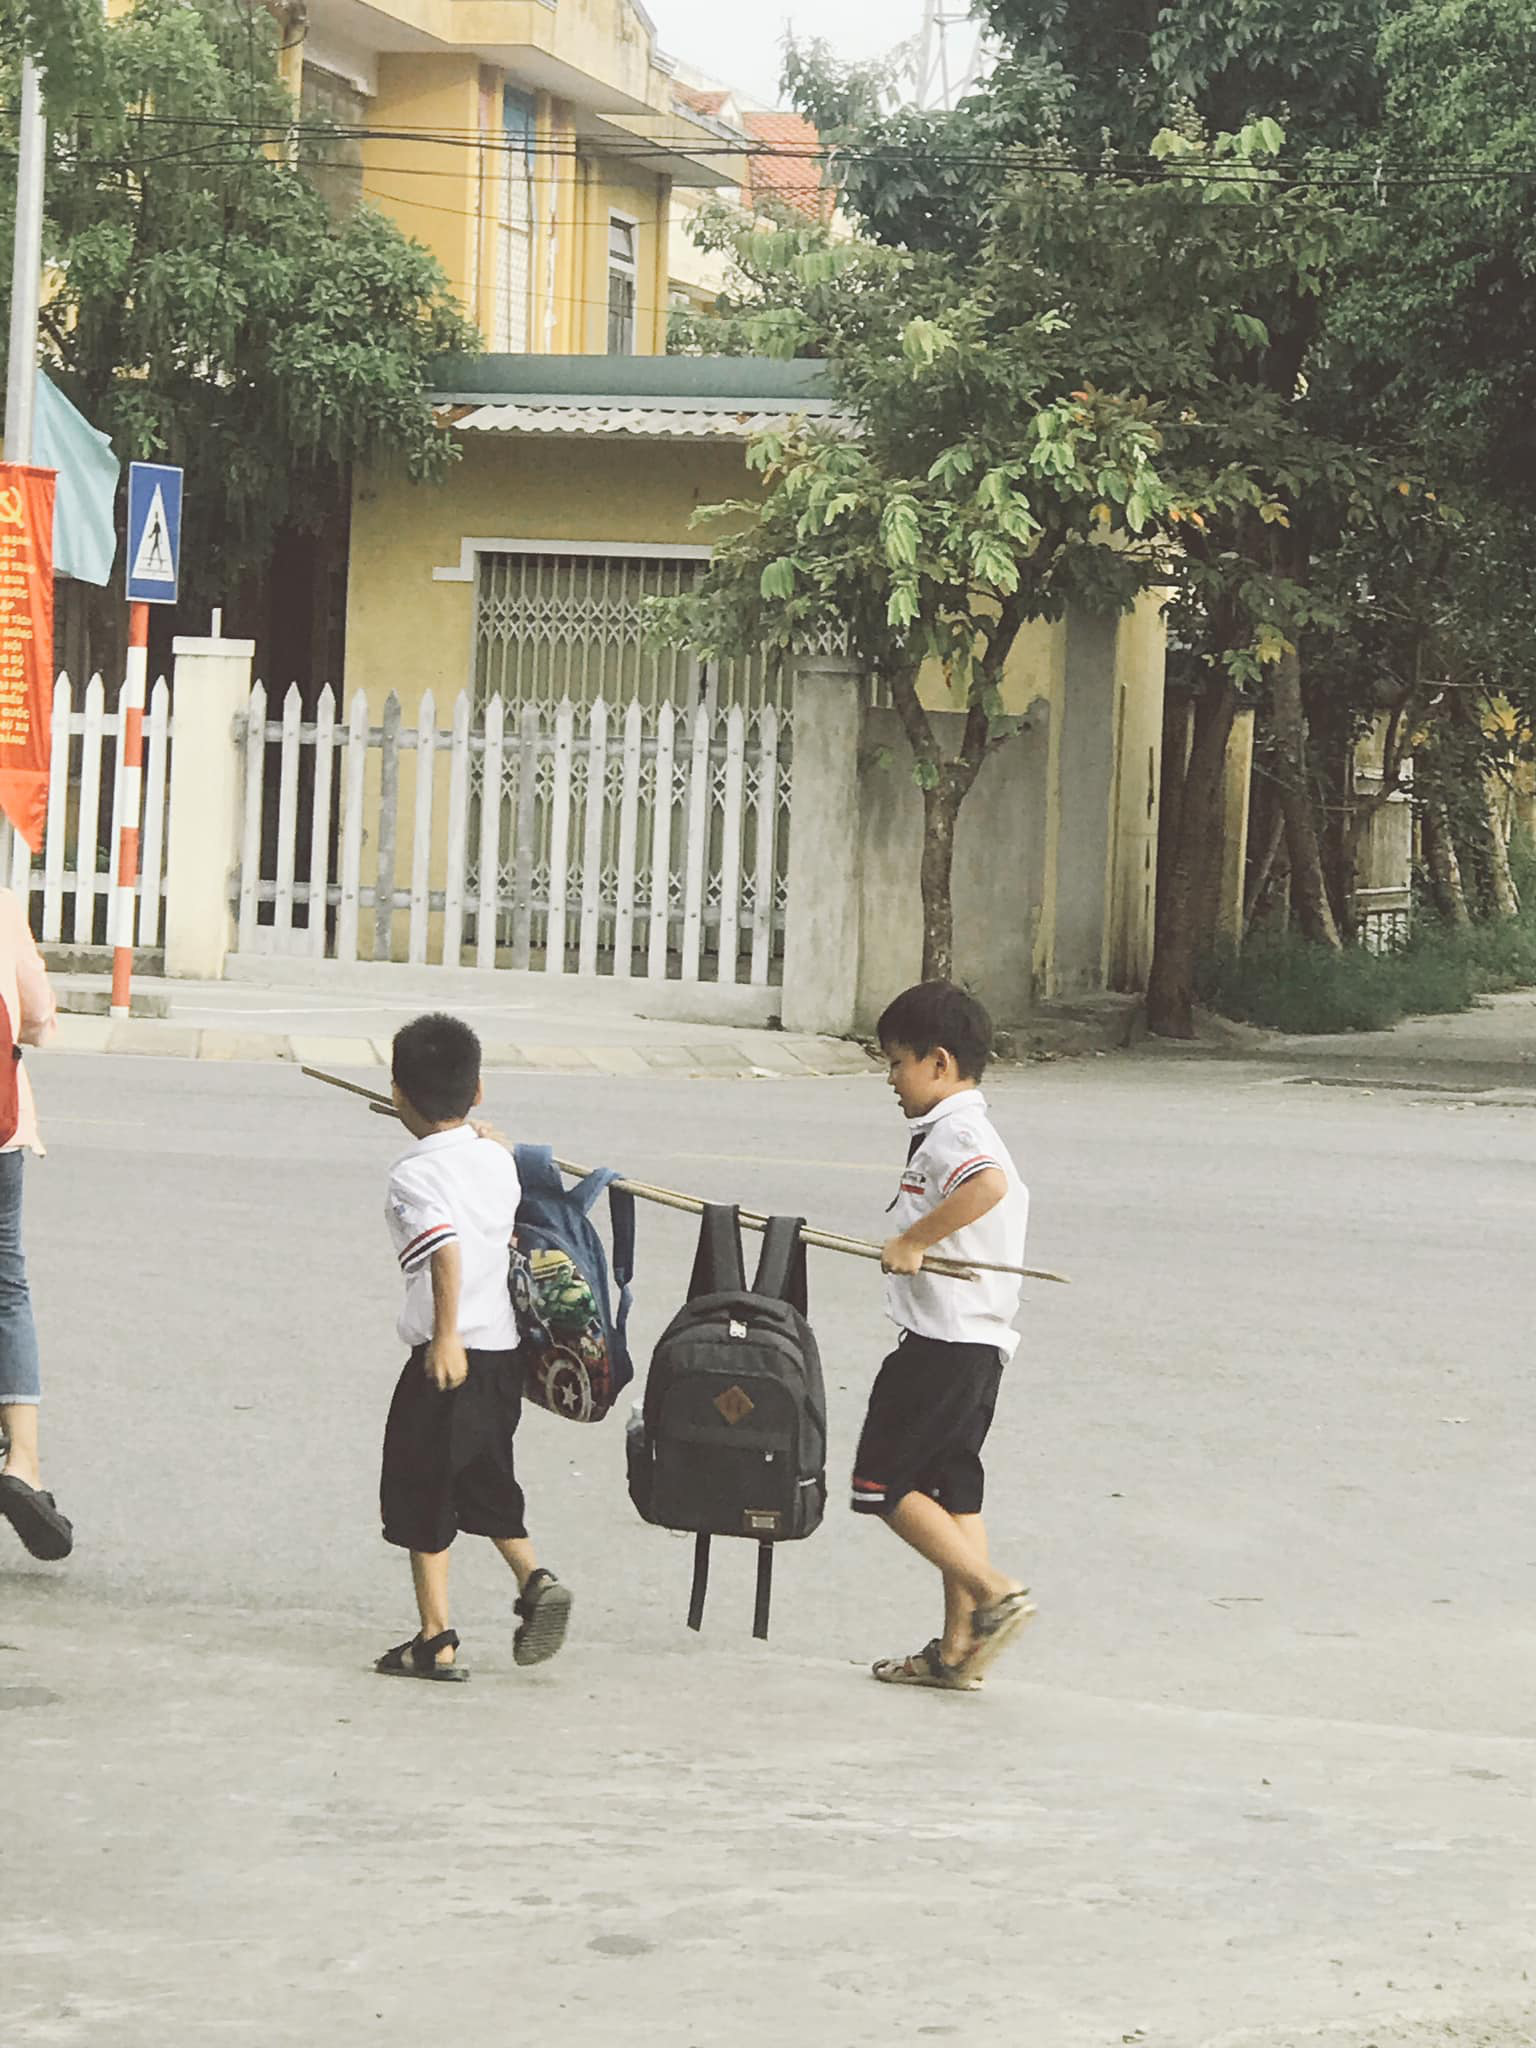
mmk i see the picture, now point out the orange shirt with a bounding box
[0,887,56,1154]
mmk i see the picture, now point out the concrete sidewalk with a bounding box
[42,969,880,1080]
[1220,988,1536,1097]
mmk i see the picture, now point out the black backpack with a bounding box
[627,1205,827,1640]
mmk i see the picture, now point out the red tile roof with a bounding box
[676,86,732,118]
[742,111,834,222]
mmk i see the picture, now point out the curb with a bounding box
[41,1013,882,1081]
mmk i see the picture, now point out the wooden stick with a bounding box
[301,1065,1070,1286]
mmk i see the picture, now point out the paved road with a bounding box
[5,1050,1533,2046]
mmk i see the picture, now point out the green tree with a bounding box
[0,0,104,105]
[786,5,1438,1034]
[1314,0,1536,923]
[1,0,476,650]
[656,143,1347,983]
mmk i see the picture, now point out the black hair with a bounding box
[392,1012,482,1124]
[876,980,992,1081]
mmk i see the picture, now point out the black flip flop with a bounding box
[374,1628,469,1682]
[513,1571,573,1667]
[0,1474,73,1561]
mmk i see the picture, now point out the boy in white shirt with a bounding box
[375,1013,572,1682]
[856,982,1034,1690]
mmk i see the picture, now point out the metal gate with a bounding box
[232,683,793,990]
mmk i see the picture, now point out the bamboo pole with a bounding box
[301,1065,1070,1287]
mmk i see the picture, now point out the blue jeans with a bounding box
[0,1150,41,1404]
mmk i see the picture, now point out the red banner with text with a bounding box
[0,464,56,854]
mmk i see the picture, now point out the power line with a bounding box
[13,103,1536,190]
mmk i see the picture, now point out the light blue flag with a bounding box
[33,372,120,587]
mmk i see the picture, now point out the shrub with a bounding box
[1390,933,1477,1016]
[1198,909,1536,1035]
[1197,933,1408,1034]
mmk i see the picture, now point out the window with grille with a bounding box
[299,63,365,214]
[473,551,785,714]
[607,217,637,355]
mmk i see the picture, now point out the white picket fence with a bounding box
[234,686,793,983]
[0,671,173,948]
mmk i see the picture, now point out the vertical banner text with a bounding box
[0,463,56,853]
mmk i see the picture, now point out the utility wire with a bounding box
[11,103,1536,189]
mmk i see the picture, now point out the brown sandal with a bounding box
[954,1590,1036,1682]
[872,1638,982,1691]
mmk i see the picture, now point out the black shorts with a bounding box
[380,1345,527,1553]
[851,1333,1004,1518]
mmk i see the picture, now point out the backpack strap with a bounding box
[512,1143,566,1198]
[751,1215,808,1314]
[753,1540,773,1641]
[606,1182,636,1354]
[687,1532,710,1633]
[689,1204,746,1299]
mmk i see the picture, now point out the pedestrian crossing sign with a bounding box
[126,462,183,604]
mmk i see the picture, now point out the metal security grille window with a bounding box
[473,551,786,715]
[494,91,535,355]
[607,217,637,355]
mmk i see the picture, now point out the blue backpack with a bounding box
[512,1146,636,1424]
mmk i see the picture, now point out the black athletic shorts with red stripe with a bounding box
[850,1331,1005,1518]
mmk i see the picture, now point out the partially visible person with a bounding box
[0,885,70,1561]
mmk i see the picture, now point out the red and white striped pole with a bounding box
[110,603,149,1020]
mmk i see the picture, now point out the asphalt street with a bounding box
[3,1047,1533,2046]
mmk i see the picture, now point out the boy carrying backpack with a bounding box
[373,1015,572,1684]
[859,982,1035,1691]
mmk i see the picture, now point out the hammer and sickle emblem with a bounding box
[0,487,24,530]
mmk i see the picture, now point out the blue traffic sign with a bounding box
[126,461,183,605]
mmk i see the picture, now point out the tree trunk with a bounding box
[1271,647,1340,949]
[1244,797,1286,937]
[919,780,961,981]
[1146,681,1238,1038]
[890,662,967,986]
[1477,777,1521,918]
[1421,801,1471,927]
[1156,690,1189,925]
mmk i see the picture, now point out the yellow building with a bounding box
[278,0,736,354]
[340,353,1169,1022]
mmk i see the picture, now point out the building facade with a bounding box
[290,1,737,353]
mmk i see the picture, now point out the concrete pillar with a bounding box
[781,655,863,1036]
[163,634,255,980]
[1050,609,1120,995]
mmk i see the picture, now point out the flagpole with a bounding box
[4,53,46,464]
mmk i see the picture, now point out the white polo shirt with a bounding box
[884,1088,1028,1359]
[385,1126,521,1349]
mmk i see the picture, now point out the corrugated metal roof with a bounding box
[446,402,852,441]
[431,353,832,405]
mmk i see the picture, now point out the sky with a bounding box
[646,0,925,106]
